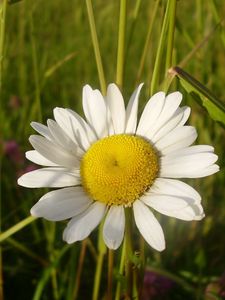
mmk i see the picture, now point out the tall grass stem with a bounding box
[86,0,106,94]
[116,0,127,88]
[0,216,36,243]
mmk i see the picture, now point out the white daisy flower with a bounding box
[18,84,219,251]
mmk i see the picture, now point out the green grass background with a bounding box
[1,0,225,299]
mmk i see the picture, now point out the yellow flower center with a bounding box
[80,134,159,206]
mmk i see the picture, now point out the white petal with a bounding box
[106,84,126,134]
[47,119,83,156]
[151,107,190,143]
[146,92,183,140]
[31,187,92,221]
[136,92,165,136]
[142,194,204,221]
[179,106,191,126]
[166,164,220,178]
[133,200,165,251]
[66,108,97,150]
[53,108,78,144]
[161,145,215,159]
[29,135,79,168]
[26,150,58,166]
[31,122,53,140]
[103,206,125,250]
[17,167,80,188]
[148,178,201,203]
[155,126,197,155]
[160,153,218,178]
[125,83,143,134]
[82,85,107,138]
[161,152,218,168]
[63,202,106,244]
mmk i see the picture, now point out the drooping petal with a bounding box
[103,205,125,250]
[125,83,143,134]
[106,84,126,134]
[17,167,80,188]
[82,85,107,138]
[155,126,197,155]
[63,202,106,244]
[136,92,165,136]
[29,135,79,168]
[26,150,58,166]
[30,187,92,221]
[133,200,165,251]
[142,194,204,221]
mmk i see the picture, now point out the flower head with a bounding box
[18,84,219,251]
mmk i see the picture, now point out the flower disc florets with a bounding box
[80,134,159,206]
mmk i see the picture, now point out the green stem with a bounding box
[116,0,127,88]
[107,249,114,300]
[86,0,106,95]
[124,208,133,299]
[136,0,160,84]
[115,236,126,300]
[0,0,7,92]
[73,240,87,299]
[33,245,71,300]
[92,252,104,300]
[165,0,177,73]
[0,216,36,243]
[150,0,170,95]
[29,12,42,122]
[92,222,106,300]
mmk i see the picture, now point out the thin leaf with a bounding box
[170,66,225,126]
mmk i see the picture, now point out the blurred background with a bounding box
[1,0,225,299]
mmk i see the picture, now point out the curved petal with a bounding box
[103,205,125,250]
[47,119,82,156]
[66,108,97,150]
[63,202,106,244]
[159,145,214,158]
[106,84,126,134]
[31,122,52,140]
[17,167,80,188]
[155,126,197,155]
[136,92,165,136]
[151,107,190,143]
[145,92,183,140]
[148,178,201,203]
[161,164,219,178]
[133,200,165,251]
[53,108,77,144]
[31,187,92,221]
[29,135,79,168]
[141,194,204,221]
[160,153,218,178]
[26,150,58,166]
[125,83,144,134]
[82,85,107,138]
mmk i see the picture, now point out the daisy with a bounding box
[18,84,219,251]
